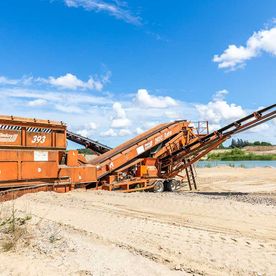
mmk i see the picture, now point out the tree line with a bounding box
[219,139,272,149]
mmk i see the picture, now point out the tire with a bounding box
[153,180,164,193]
[165,179,179,192]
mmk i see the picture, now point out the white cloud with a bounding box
[164,111,181,119]
[76,121,97,137]
[0,72,110,91]
[195,90,246,124]
[77,129,90,137]
[100,128,117,137]
[47,74,89,90]
[143,120,161,129]
[0,75,34,86]
[111,118,130,128]
[135,127,144,134]
[27,99,47,107]
[246,123,270,133]
[55,104,83,113]
[100,128,131,138]
[63,0,141,25]
[212,89,228,101]
[118,128,132,136]
[0,80,275,145]
[136,89,178,108]
[0,88,112,108]
[213,26,276,70]
[87,122,97,130]
[41,72,109,91]
[208,123,222,132]
[112,102,126,118]
[110,102,131,128]
[0,76,19,85]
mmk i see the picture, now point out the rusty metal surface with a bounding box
[91,121,189,179]
[0,115,66,128]
[0,150,59,182]
[0,114,67,150]
[91,122,171,164]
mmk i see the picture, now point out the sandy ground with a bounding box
[211,146,276,155]
[0,167,276,276]
[196,167,276,193]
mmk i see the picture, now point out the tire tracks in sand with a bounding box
[11,191,276,275]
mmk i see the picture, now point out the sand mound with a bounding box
[0,167,275,275]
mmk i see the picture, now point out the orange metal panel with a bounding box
[0,130,21,146]
[78,166,97,182]
[78,154,88,164]
[0,162,18,181]
[0,114,67,150]
[21,161,58,179]
[136,165,158,177]
[147,167,158,177]
[0,150,59,162]
[67,150,78,167]
[56,132,66,148]
[136,165,147,177]
[143,158,156,166]
[26,132,52,147]
[59,166,97,183]
[0,150,18,161]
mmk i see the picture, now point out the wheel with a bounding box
[153,180,164,193]
[165,179,180,192]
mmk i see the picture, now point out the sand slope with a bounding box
[0,167,276,275]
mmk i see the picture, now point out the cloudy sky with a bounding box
[0,0,275,147]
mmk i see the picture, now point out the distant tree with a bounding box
[237,139,243,148]
[218,143,225,149]
[230,139,272,148]
[251,141,272,146]
[243,140,250,147]
[230,139,237,148]
[259,141,272,146]
[253,141,261,146]
[77,148,94,154]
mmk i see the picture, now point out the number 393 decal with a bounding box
[31,135,46,144]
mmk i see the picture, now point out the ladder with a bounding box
[184,159,197,190]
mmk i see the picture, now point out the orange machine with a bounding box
[0,104,275,201]
[0,115,97,196]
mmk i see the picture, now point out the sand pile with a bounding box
[0,167,275,275]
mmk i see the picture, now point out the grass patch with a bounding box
[207,148,276,161]
[0,204,32,252]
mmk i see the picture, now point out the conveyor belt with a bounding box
[181,104,276,153]
[157,104,276,178]
[161,104,276,167]
[66,130,112,155]
[91,121,186,165]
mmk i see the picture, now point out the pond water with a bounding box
[197,160,276,168]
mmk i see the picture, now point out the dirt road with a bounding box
[0,167,276,275]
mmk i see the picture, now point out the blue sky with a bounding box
[0,0,275,146]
